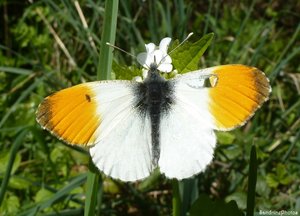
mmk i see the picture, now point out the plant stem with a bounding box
[172,180,181,216]
[84,159,101,216]
[246,145,257,216]
[97,0,119,80]
[85,0,119,215]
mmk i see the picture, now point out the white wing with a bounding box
[158,64,270,179]
[170,65,270,131]
[89,81,153,182]
[158,76,216,179]
[36,80,153,182]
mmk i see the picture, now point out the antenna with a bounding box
[168,32,194,56]
[106,33,194,72]
[157,32,194,67]
[106,42,136,59]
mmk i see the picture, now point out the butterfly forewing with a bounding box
[173,64,271,131]
[36,81,153,181]
[36,83,101,145]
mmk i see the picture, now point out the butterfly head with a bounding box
[149,62,159,73]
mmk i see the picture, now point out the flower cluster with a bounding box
[137,37,173,73]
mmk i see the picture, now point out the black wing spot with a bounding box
[85,94,91,102]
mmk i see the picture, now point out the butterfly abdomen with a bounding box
[134,71,175,166]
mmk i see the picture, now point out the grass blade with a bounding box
[0,130,27,206]
[18,174,87,216]
[0,78,40,128]
[0,66,32,75]
[84,159,101,216]
[246,145,257,216]
[178,178,199,216]
[225,0,256,62]
[97,0,119,80]
[172,180,181,216]
[85,0,119,215]
[269,23,300,82]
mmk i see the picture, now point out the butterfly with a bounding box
[36,38,271,182]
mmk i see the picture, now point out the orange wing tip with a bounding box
[36,97,55,130]
[36,83,101,146]
[209,64,271,130]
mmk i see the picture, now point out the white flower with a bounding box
[137,37,173,73]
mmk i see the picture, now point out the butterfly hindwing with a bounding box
[90,109,153,181]
[159,101,216,179]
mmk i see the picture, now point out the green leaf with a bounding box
[266,174,279,188]
[50,146,66,162]
[189,194,244,216]
[138,168,161,192]
[256,176,271,197]
[69,186,84,208]
[0,151,21,175]
[170,33,214,74]
[103,178,121,194]
[178,178,198,215]
[276,163,285,178]
[0,195,20,215]
[18,174,87,216]
[255,147,269,160]
[70,150,89,165]
[279,175,293,185]
[112,62,142,80]
[216,132,236,145]
[223,146,242,160]
[276,164,293,185]
[265,163,294,188]
[8,176,31,190]
[226,192,247,210]
[35,188,54,203]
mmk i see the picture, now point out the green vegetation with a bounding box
[0,0,299,215]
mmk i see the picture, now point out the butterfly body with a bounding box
[134,63,175,166]
[36,64,270,181]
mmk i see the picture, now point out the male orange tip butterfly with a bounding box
[36,35,271,181]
